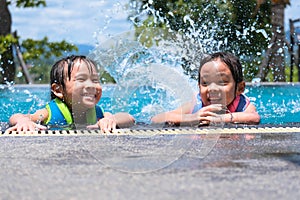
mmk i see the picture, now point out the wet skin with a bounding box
[199,58,241,108]
[63,60,102,113]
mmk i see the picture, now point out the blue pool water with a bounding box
[0,83,300,124]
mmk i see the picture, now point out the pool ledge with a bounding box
[1,126,300,136]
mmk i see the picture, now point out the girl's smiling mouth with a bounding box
[208,92,222,103]
[81,93,97,101]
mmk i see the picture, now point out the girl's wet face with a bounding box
[63,60,102,110]
[199,58,237,107]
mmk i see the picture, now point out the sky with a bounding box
[8,0,300,46]
[9,0,133,45]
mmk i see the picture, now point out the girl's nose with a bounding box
[85,79,97,88]
[208,82,219,91]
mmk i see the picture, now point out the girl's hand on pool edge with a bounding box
[87,116,117,133]
[194,104,222,119]
[6,121,47,132]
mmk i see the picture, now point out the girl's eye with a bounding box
[218,81,229,86]
[76,77,85,82]
[93,79,100,83]
[201,81,208,86]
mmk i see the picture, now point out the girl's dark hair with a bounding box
[198,52,243,85]
[50,55,98,99]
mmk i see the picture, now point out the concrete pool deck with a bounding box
[1,125,300,199]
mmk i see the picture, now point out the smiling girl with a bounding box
[151,52,260,125]
[8,55,134,132]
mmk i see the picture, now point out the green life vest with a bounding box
[45,98,104,127]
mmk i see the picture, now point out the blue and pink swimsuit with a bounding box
[192,93,250,114]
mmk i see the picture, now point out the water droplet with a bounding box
[16,71,23,78]
[251,77,261,87]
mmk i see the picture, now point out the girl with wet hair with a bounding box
[8,55,134,132]
[152,52,260,125]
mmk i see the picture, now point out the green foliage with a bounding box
[0,34,17,54]
[21,37,78,61]
[129,0,273,80]
[13,59,116,84]
[99,71,116,84]
[0,0,79,83]
[284,64,299,82]
[14,61,51,84]
[7,0,46,8]
[2,37,79,84]
[241,59,260,82]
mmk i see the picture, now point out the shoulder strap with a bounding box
[96,105,104,119]
[45,98,73,125]
[192,93,203,114]
[235,94,250,112]
[86,105,104,125]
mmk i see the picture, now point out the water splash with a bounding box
[89,29,203,123]
[251,77,261,87]
[0,86,49,122]
[87,25,214,173]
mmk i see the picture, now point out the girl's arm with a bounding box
[151,102,260,125]
[113,112,135,128]
[7,108,49,131]
[229,103,260,124]
[151,103,223,125]
[151,102,194,124]
[208,103,260,124]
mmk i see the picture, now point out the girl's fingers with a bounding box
[97,117,117,133]
[112,120,117,130]
[6,122,47,132]
[86,124,98,129]
[199,111,219,117]
[201,104,223,112]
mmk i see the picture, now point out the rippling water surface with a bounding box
[1,84,299,124]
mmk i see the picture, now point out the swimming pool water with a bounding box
[246,84,300,124]
[1,84,299,124]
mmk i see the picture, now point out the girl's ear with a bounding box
[51,83,63,99]
[236,81,245,95]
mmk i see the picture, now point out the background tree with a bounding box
[128,0,290,82]
[0,0,77,84]
[0,0,15,84]
[257,0,290,82]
